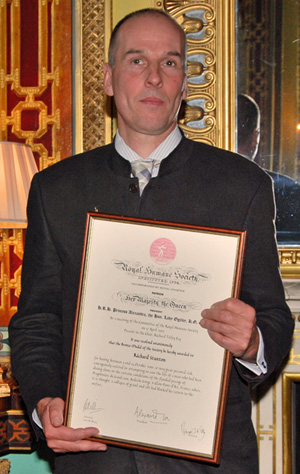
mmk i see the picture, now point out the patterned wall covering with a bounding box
[0,0,72,327]
[0,0,72,167]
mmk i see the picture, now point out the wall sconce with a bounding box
[0,142,38,229]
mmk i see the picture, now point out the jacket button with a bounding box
[129,183,138,193]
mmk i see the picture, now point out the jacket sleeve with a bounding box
[9,173,65,425]
[235,171,294,384]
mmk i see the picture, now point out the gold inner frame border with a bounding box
[282,372,300,474]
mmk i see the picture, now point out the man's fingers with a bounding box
[48,401,64,427]
[44,424,98,441]
[37,397,107,453]
[200,298,258,358]
[43,421,106,453]
[47,434,107,453]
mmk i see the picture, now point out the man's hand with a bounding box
[200,298,259,363]
[37,397,107,453]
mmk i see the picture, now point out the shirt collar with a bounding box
[114,126,183,164]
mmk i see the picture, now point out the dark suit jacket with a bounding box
[9,136,294,473]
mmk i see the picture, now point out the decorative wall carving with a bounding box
[81,0,112,151]
[280,249,300,279]
[154,1,235,149]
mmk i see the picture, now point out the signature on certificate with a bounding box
[181,421,205,440]
[134,406,170,424]
[83,398,103,414]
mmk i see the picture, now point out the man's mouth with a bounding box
[140,97,164,106]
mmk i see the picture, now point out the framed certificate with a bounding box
[65,214,246,464]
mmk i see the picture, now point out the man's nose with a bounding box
[145,62,162,87]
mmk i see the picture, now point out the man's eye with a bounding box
[165,60,176,66]
[132,59,143,65]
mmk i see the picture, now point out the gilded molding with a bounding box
[78,0,112,152]
[282,372,300,474]
[279,249,300,279]
[154,1,236,150]
[288,328,300,366]
[254,385,276,467]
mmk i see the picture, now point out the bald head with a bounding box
[108,8,187,72]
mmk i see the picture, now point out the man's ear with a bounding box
[181,77,188,100]
[103,63,114,97]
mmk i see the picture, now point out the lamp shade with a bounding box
[0,142,38,228]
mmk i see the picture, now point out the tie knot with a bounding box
[131,160,154,195]
[131,160,153,178]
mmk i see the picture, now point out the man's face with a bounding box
[104,14,187,146]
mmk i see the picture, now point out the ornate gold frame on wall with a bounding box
[73,0,112,152]
[282,372,300,474]
[75,0,300,278]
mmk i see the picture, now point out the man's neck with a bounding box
[118,125,177,158]
[115,127,182,168]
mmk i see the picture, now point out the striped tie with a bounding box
[131,160,154,195]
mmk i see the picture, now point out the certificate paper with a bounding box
[65,214,246,464]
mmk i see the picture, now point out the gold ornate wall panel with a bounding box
[282,371,300,474]
[253,385,277,471]
[155,1,236,151]
[81,0,112,151]
[280,249,300,279]
[74,0,112,153]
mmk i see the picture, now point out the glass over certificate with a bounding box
[65,214,246,464]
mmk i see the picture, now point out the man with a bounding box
[9,9,294,473]
[237,93,300,243]
[237,94,261,162]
